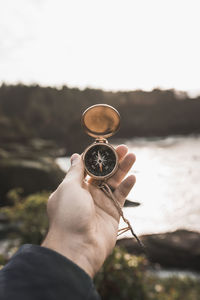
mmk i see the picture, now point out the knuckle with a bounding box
[117,188,126,199]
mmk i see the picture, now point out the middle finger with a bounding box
[106,152,136,189]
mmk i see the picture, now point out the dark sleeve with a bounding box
[0,244,101,300]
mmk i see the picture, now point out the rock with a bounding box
[0,148,10,159]
[0,139,65,159]
[0,213,9,223]
[0,223,20,239]
[0,157,65,206]
[124,199,140,207]
[117,230,200,271]
[0,238,21,261]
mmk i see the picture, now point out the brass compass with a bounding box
[82,104,120,180]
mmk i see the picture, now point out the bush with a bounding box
[95,247,200,300]
[2,189,49,245]
[2,191,200,300]
[95,247,148,300]
[144,275,200,300]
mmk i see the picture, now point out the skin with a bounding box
[42,145,136,278]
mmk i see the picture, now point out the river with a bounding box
[57,135,200,237]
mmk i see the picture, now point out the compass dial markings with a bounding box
[84,144,117,177]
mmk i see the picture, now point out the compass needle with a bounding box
[99,162,103,172]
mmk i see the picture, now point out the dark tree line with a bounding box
[0,84,200,154]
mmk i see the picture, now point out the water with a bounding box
[147,269,200,280]
[56,135,200,237]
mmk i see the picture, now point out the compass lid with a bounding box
[81,104,120,138]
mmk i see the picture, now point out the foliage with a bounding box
[95,247,200,300]
[95,247,147,299]
[2,190,49,245]
[144,275,200,300]
[0,84,200,154]
[1,191,200,299]
[0,255,6,266]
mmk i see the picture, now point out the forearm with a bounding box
[41,227,108,278]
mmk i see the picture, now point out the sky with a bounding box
[0,0,200,96]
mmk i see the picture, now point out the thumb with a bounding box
[65,153,84,183]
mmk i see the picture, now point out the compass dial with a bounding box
[84,143,118,179]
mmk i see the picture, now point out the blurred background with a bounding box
[0,0,200,299]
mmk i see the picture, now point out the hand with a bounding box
[42,145,136,278]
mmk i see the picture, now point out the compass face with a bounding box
[84,143,118,178]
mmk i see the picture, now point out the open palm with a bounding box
[43,145,136,277]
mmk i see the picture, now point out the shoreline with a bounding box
[117,229,200,272]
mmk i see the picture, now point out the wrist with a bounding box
[41,229,103,278]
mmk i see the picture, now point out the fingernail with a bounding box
[71,153,80,166]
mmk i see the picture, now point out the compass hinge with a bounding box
[95,138,108,143]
